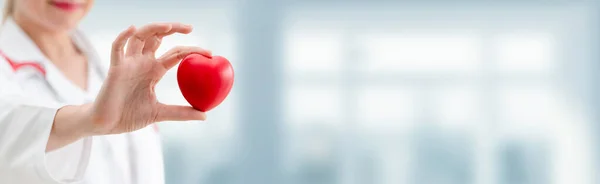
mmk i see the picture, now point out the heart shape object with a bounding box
[177,54,234,112]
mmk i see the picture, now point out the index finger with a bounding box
[158,23,193,38]
[135,23,174,40]
[142,23,193,55]
[110,26,136,66]
[126,23,172,56]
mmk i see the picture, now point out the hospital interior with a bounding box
[5,0,600,183]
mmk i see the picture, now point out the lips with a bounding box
[49,1,82,11]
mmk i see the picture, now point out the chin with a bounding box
[44,19,80,32]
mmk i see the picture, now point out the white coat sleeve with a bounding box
[0,60,92,184]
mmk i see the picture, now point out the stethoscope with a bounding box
[0,50,46,76]
[0,48,107,103]
[0,48,161,184]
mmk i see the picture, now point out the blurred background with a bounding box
[12,0,600,183]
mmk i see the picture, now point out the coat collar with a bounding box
[0,18,105,103]
[0,18,102,75]
[0,18,49,78]
[0,18,57,62]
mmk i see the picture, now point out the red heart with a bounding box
[177,54,234,112]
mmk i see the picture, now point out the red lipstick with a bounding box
[49,1,82,11]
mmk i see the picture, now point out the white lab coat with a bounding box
[0,18,165,184]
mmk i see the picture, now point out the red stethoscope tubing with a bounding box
[0,50,46,76]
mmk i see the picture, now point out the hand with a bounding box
[85,23,213,135]
[48,23,211,151]
[89,23,211,135]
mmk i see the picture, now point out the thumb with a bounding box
[155,104,207,122]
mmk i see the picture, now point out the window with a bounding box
[495,33,556,74]
[283,26,589,184]
[285,86,343,123]
[434,86,482,128]
[285,30,344,74]
[498,85,562,130]
[362,33,482,74]
[357,87,416,130]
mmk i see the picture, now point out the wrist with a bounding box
[47,104,93,151]
[54,104,94,138]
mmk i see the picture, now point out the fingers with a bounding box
[110,26,136,66]
[126,23,172,56]
[156,104,207,122]
[141,36,162,56]
[157,46,212,70]
[142,23,193,55]
[158,23,193,38]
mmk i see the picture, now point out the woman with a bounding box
[0,0,211,183]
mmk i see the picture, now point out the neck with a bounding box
[13,15,79,62]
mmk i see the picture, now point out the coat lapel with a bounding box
[71,29,108,101]
[0,19,47,79]
[0,18,88,104]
